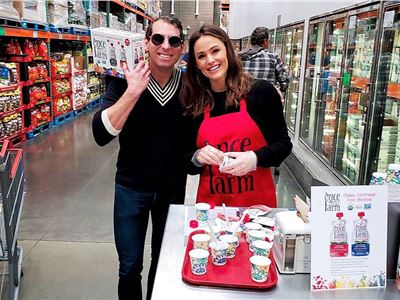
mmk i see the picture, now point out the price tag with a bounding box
[58,33,62,40]
[383,10,395,28]
[33,31,38,38]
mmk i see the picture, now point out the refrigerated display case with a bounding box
[299,1,383,184]
[231,39,241,52]
[333,4,381,184]
[274,29,284,59]
[268,29,275,51]
[276,22,305,131]
[364,2,400,182]
[300,21,325,147]
[241,36,250,50]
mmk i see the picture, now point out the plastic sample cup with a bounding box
[209,241,229,266]
[252,240,273,257]
[192,233,211,250]
[195,203,211,222]
[219,234,238,258]
[189,249,209,275]
[247,230,268,251]
[250,255,271,283]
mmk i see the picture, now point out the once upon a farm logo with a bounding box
[324,192,341,212]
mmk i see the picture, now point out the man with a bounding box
[92,16,186,300]
[239,27,289,175]
[239,26,289,93]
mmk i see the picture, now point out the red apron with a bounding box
[196,99,277,207]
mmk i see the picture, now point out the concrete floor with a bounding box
[0,108,306,300]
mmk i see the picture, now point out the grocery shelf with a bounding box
[111,0,155,22]
[0,27,50,40]
[50,32,90,42]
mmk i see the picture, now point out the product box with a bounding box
[13,0,47,24]
[91,27,145,78]
[272,210,311,274]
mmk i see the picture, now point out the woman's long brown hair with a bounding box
[180,24,253,117]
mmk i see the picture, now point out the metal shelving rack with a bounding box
[0,140,25,300]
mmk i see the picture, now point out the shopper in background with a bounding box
[239,26,290,175]
[239,26,289,93]
[92,16,186,300]
[181,24,292,208]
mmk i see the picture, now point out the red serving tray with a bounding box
[182,230,278,289]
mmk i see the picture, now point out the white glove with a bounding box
[195,145,224,166]
[219,151,257,176]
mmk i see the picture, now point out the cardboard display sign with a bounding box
[311,185,387,290]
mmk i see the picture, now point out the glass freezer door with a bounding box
[314,18,346,162]
[334,10,379,183]
[365,5,400,181]
[285,25,304,131]
[300,22,324,147]
[275,29,284,59]
[269,29,275,51]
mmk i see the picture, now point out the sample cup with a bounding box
[250,255,271,283]
[195,203,211,222]
[189,249,209,275]
[192,233,211,250]
[247,230,268,251]
[252,240,272,257]
[209,241,229,266]
[219,234,238,258]
[244,222,263,242]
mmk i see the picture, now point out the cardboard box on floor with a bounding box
[91,27,145,78]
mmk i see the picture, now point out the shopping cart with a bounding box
[0,139,24,300]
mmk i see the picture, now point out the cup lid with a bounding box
[195,203,211,210]
[244,222,263,230]
[192,234,211,242]
[189,249,209,258]
[252,240,272,249]
[209,241,229,250]
[248,229,267,238]
[219,234,238,243]
[250,255,271,265]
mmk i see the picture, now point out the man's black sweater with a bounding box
[92,71,187,196]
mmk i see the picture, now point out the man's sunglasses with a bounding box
[151,34,182,48]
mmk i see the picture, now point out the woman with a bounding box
[181,24,292,208]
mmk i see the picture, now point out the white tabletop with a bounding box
[151,205,399,300]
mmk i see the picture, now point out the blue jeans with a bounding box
[114,183,183,300]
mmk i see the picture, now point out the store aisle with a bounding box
[4,109,305,300]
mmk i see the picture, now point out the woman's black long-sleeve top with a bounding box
[184,79,293,175]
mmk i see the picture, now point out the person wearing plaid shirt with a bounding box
[239,27,289,93]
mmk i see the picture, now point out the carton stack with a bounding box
[13,0,47,24]
[0,2,20,20]
[48,0,69,26]
[395,120,400,163]
[91,27,145,78]
[378,123,398,172]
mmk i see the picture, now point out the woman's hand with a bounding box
[219,151,257,176]
[123,61,151,99]
[195,145,224,166]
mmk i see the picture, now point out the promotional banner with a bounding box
[311,185,387,290]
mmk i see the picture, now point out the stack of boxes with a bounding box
[378,122,398,172]
[13,0,47,24]
[91,27,145,78]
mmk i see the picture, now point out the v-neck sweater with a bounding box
[92,70,187,193]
